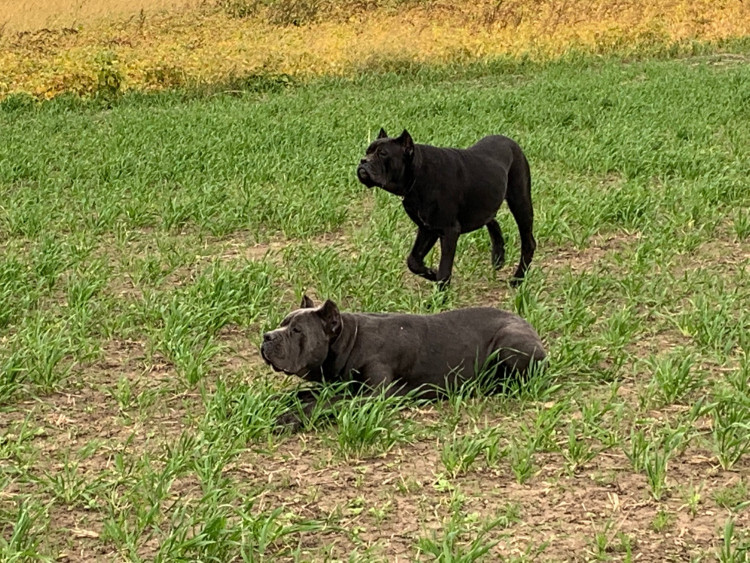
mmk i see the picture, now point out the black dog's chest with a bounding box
[403,197,441,230]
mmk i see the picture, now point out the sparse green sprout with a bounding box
[712,398,750,470]
[718,516,750,563]
[441,429,502,478]
[652,508,673,532]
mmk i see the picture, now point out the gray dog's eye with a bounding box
[291,327,302,335]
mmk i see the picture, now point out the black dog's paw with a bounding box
[413,268,437,282]
[274,412,304,434]
[492,252,505,271]
[509,276,524,288]
[436,278,451,291]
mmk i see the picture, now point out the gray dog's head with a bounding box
[261,295,342,380]
[356,128,415,196]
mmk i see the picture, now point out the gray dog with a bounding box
[357,129,536,287]
[261,296,546,429]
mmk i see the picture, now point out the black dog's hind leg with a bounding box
[506,153,536,287]
[436,227,460,289]
[486,218,505,270]
[407,228,439,282]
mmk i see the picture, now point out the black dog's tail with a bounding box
[506,142,536,283]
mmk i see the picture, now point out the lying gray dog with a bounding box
[261,296,546,429]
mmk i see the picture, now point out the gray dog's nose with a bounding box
[263,332,272,343]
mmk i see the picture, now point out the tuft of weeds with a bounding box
[331,387,417,459]
[158,308,224,385]
[13,315,76,393]
[508,436,536,485]
[711,396,750,470]
[0,350,26,404]
[714,480,750,512]
[733,208,750,240]
[562,420,599,474]
[218,0,260,18]
[645,351,701,406]
[645,425,689,501]
[440,428,502,478]
[0,497,49,560]
[200,377,295,446]
[623,427,649,473]
[498,359,560,405]
[652,508,673,532]
[717,516,750,563]
[680,481,705,518]
[38,451,102,509]
[625,425,687,501]
[415,498,518,562]
[589,521,612,559]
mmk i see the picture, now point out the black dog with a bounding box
[261,295,546,430]
[357,129,536,287]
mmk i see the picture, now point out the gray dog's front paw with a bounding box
[274,412,303,434]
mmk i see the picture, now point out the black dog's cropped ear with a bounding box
[377,127,388,139]
[398,129,414,158]
[318,299,342,336]
[300,294,315,309]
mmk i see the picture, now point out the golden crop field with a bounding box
[1,0,749,99]
[0,0,197,32]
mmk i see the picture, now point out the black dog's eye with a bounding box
[377,148,387,157]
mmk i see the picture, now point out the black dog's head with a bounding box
[356,128,415,196]
[260,295,342,381]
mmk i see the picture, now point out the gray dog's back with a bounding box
[342,307,545,392]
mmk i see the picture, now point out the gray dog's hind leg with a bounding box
[486,219,505,270]
[492,322,547,378]
[506,153,536,287]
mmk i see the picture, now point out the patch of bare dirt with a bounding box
[216,429,750,561]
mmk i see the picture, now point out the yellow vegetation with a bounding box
[1,0,749,99]
[0,0,197,32]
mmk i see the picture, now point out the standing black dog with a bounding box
[357,129,536,287]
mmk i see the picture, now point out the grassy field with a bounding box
[1,52,749,561]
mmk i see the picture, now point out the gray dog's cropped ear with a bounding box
[300,294,315,309]
[377,127,388,139]
[318,299,342,336]
[398,129,414,158]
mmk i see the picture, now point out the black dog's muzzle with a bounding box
[357,163,376,188]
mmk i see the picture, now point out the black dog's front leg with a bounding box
[407,227,439,281]
[436,228,460,289]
